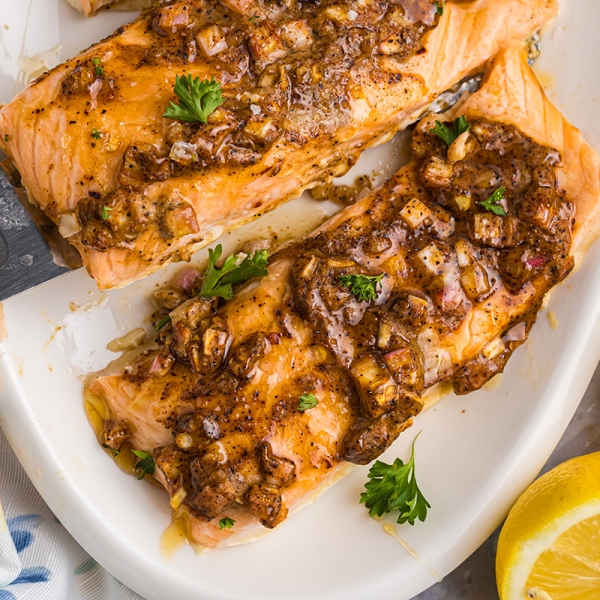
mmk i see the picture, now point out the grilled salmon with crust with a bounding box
[86,41,600,550]
[0,0,557,289]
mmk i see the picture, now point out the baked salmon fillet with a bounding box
[85,41,600,550]
[0,0,556,289]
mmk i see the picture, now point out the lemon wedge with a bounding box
[496,451,600,599]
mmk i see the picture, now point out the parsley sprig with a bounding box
[298,393,318,412]
[360,433,430,526]
[430,115,470,146]
[200,244,269,300]
[478,186,507,216]
[132,450,155,480]
[435,1,444,15]
[101,206,113,220]
[338,273,385,303]
[163,75,224,124]
[219,517,235,530]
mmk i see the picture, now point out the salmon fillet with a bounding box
[0,0,557,289]
[86,41,600,550]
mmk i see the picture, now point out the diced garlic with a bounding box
[421,157,454,187]
[387,6,410,27]
[300,256,319,278]
[448,131,472,163]
[483,337,506,360]
[474,213,504,245]
[170,486,187,511]
[322,5,350,22]
[400,197,432,229]
[377,321,393,349]
[196,25,228,57]
[455,239,473,267]
[58,212,81,238]
[418,242,445,274]
[350,353,399,419]
[169,141,198,165]
[176,433,193,450]
[280,20,313,51]
[244,118,275,140]
[460,263,491,300]
[454,194,472,211]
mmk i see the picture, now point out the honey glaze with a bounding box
[422,381,453,410]
[83,340,158,476]
[376,518,440,581]
[107,327,148,352]
[83,387,139,475]
[160,515,189,560]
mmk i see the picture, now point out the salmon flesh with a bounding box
[0,0,557,288]
[86,41,600,549]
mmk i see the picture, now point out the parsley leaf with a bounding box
[478,186,507,216]
[91,128,102,140]
[92,57,105,77]
[219,517,235,530]
[360,433,430,526]
[298,393,318,412]
[163,75,224,124]
[101,206,113,220]
[132,450,155,480]
[102,443,120,457]
[430,115,471,146]
[200,244,269,300]
[4,134,9,143]
[338,273,385,303]
[435,1,444,15]
[155,315,171,332]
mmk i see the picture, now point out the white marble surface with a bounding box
[415,363,600,599]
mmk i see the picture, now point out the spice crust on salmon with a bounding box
[0,0,557,289]
[86,41,600,550]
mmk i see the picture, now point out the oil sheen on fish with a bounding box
[85,42,600,550]
[0,0,557,288]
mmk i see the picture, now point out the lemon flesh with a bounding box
[525,514,600,599]
[496,451,600,600]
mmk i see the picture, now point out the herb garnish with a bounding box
[430,115,471,146]
[101,206,113,220]
[298,393,318,412]
[92,57,105,77]
[132,450,155,480]
[163,75,224,124]
[435,1,444,15]
[3,134,8,143]
[219,517,235,530]
[200,244,269,300]
[91,128,102,140]
[338,273,385,303]
[155,315,171,332]
[360,433,430,526]
[102,443,120,457]
[478,186,507,216]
